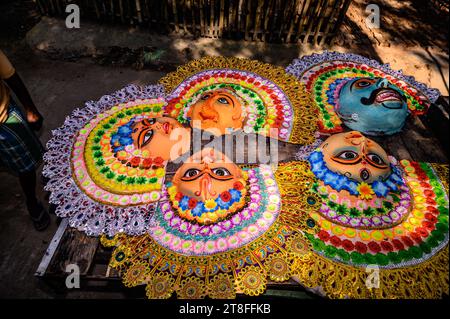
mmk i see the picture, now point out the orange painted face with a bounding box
[187,89,244,135]
[320,131,391,183]
[131,117,187,160]
[172,148,245,202]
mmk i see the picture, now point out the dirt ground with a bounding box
[0,0,448,299]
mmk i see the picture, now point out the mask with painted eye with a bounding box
[128,116,188,160]
[172,148,245,202]
[187,89,244,135]
[337,77,409,136]
[320,131,391,183]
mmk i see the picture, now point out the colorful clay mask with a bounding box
[286,51,440,136]
[290,156,449,299]
[160,56,318,144]
[320,130,391,183]
[337,77,409,135]
[309,131,403,201]
[102,154,292,299]
[43,83,172,236]
[186,88,245,134]
[112,116,189,161]
[170,147,247,224]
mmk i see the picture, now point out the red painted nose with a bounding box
[194,174,217,200]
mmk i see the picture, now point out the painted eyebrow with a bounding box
[350,79,357,92]
[181,163,205,173]
[366,149,388,161]
[216,94,235,108]
[332,146,359,156]
[350,78,374,92]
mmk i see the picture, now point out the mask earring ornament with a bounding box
[286,51,440,136]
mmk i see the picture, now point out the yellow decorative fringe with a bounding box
[277,161,450,299]
[104,223,297,299]
[103,161,449,299]
[432,163,449,191]
[158,56,318,145]
[291,245,449,299]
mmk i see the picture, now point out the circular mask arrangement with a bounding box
[43,55,448,299]
[160,56,318,144]
[43,84,169,236]
[288,132,449,298]
[286,51,440,136]
[103,132,449,299]
[72,98,168,207]
[102,149,307,299]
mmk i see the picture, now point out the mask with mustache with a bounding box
[336,77,409,136]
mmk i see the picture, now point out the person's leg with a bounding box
[1,101,50,230]
[18,169,50,230]
[18,170,38,217]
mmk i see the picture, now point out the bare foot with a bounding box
[26,110,44,131]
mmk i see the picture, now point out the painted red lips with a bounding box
[375,89,402,103]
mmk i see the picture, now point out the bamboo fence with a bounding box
[35,0,352,44]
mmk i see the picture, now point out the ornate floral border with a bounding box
[159,56,318,145]
[286,51,441,103]
[43,84,165,236]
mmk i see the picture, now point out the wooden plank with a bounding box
[188,0,196,35]
[171,0,180,33]
[253,0,264,41]
[55,0,62,14]
[329,0,351,45]
[111,0,118,22]
[228,0,236,36]
[48,0,55,14]
[125,0,133,23]
[219,0,225,37]
[319,0,341,45]
[313,0,329,44]
[181,0,189,33]
[45,227,99,276]
[35,0,47,14]
[244,0,252,41]
[135,0,143,23]
[302,0,321,43]
[199,0,206,36]
[35,219,69,277]
[286,0,300,43]
[210,0,216,38]
[164,0,170,33]
[295,0,311,43]
[269,0,280,42]
[142,0,150,24]
[237,0,245,38]
[263,0,274,42]
[118,0,125,23]
[280,0,294,42]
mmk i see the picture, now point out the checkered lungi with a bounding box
[0,99,44,174]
